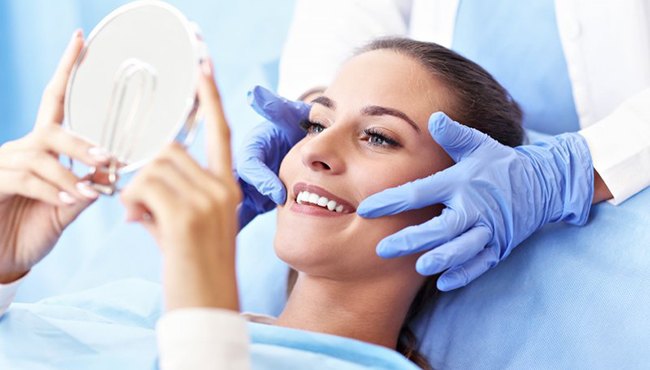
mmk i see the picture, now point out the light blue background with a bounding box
[0,0,293,315]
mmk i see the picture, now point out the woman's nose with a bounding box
[300,128,346,174]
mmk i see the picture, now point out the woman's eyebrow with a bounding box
[362,106,421,133]
[311,96,420,133]
[312,96,336,109]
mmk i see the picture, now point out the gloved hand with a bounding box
[357,112,594,291]
[236,86,310,229]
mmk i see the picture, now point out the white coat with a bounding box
[278,0,650,204]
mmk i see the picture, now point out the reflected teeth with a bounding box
[296,191,345,213]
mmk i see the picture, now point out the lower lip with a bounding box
[290,201,350,217]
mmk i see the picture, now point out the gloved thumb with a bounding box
[247,86,311,133]
[428,112,490,162]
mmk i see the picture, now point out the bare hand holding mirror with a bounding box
[65,1,205,195]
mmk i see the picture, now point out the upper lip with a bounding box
[292,182,356,213]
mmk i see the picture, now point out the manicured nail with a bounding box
[88,147,111,162]
[76,181,99,199]
[58,191,76,205]
[125,211,135,223]
[70,29,82,41]
[201,59,212,76]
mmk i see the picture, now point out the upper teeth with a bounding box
[296,191,344,213]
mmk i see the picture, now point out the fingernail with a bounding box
[70,29,82,41]
[201,59,212,76]
[88,147,111,162]
[58,191,76,205]
[76,181,99,199]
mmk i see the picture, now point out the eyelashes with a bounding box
[299,119,325,134]
[299,120,402,148]
[363,127,401,148]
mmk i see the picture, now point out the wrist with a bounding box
[551,133,595,225]
[163,249,239,312]
[592,170,613,204]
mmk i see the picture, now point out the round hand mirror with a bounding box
[65,0,205,195]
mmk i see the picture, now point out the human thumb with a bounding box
[57,197,96,230]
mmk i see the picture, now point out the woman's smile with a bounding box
[290,182,356,217]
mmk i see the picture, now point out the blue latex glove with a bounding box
[357,112,594,291]
[236,86,310,229]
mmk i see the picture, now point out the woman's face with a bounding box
[275,50,454,281]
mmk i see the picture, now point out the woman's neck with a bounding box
[274,272,420,349]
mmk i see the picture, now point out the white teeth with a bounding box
[297,192,308,204]
[295,190,346,213]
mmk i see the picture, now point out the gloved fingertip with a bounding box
[247,85,264,105]
[415,257,431,276]
[357,196,397,218]
[260,180,286,204]
[415,254,443,276]
[247,85,275,111]
[376,240,399,258]
[356,203,374,218]
[427,112,451,135]
[436,271,464,292]
[270,189,287,205]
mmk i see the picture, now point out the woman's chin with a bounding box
[273,231,345,274]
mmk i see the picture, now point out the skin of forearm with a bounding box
[592,170,613,204]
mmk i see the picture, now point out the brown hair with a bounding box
[356,38,524,369]
[357,37,524,148]
[286,38,524,370]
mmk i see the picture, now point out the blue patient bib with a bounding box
[453,0,579,135]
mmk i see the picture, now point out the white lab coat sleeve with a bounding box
[579,88,650,205]
[156,308,251,370]
[278,0,412,99]
[0,276,23,317]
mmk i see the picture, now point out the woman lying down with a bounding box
[0,34,523,369]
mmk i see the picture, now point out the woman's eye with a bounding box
[300,120,326,135]
[364,128,401,148]
[369,135,388,145]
